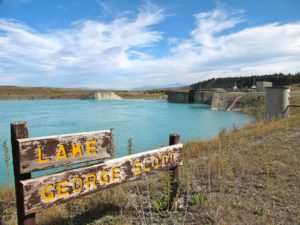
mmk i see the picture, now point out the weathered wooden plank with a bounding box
[11,121,36,225]
[17,130,112,174]
[21,144,183,215]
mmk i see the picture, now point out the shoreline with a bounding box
[0,86,167,100]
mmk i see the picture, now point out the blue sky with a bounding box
[0,0,300,89]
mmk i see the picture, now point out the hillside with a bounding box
[0,86,92,100]
[191,73,300,89]
[0,86,166,100]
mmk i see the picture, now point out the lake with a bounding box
[0,99,255,184]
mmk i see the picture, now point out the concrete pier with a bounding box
[166,91,190,103]
[193,90,215,104]
[167,89,223,104]
[265,87,290,119]
[256,81,272,92]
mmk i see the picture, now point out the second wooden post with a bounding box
[168,133,180,210]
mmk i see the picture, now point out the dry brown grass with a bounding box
[0,86,166,100]
[180,113,300,225]
[0,185,15,203]
[0,185,17,224]
[290,85,300,114]
[116,92,165,100]
[0,86,92,99]
[36,186,127,225]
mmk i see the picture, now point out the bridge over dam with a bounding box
[166,89,263,111]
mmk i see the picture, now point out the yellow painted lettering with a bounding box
[41,184,55,201]
[57,180,69,198]
[143,158,151,171]
[161,154,167,166]
[133,161,142,175]
[99,170,110,185]
[86,173,97,189]
[56,145,67,160]
[73,177,83,192]
[112,167,121,182]
[170,152,176,163]
[152,156,160,169]
[38,146,51,164]
[87,140,97,155]
[72,143,83,158]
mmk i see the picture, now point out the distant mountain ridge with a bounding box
[132,83,186,91]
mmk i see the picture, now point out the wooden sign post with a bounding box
[11,122,35,225]
[11,121,183,225]
[169,133,180,210]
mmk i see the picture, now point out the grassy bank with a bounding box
[0,86,166,100]
[1,112,299,224]
[0,86,91,100]
[116,91,166,100]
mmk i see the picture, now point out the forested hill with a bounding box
[191,73,300,89]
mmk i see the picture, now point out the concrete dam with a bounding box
[167,90,213,104]
[166,89,249,111]
[167,89,225,104]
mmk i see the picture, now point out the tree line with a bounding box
[191,72,300,90]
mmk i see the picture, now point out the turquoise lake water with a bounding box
[0,99,255,185]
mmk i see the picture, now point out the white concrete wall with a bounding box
[256,82,272,92]
[88,92,122,100]
[265,87,290,119]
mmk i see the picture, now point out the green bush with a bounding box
[189,193,208,205]
[152,194,169,211]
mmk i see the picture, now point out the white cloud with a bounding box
[0,4,299,89]
[0,3,165,87]
[163,6,300,82]
[191,5,244,47]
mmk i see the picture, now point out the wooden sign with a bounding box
[21,144,183,215]
[11,121,182,225]
[17,130,112,174]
